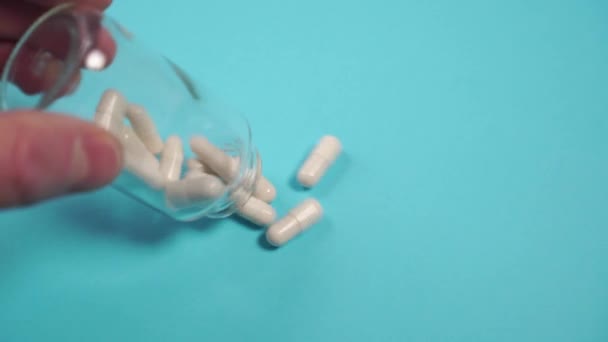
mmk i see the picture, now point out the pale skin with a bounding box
[0,0,123,209]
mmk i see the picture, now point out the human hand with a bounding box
[0,0,122,209]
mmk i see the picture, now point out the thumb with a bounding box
[0,110,123,208]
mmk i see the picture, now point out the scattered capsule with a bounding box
[227,155,276,202]
[92,95,333,232]
[186,158,215,175]
[120,126,165,189]
[297,135,342,188]
[93,89,127,136]
[165,173,226,209]
[190,136,237,182]
[231,188,277,226]
[237,196,277,226]
[266,198,323,247]
[159,136,184,183]
[184,161,219,180]
[126,104,164,154]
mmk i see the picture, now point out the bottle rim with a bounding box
[0,3,95,111]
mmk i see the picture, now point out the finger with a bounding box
[0,110,123,208]
[91,27,117,67]
[0,1,117,69]
[0,41,12,68]
[0,1,43,41]
[0,41,82,96]
[27,16,118,69]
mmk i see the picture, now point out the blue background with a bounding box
[1,0,608,341]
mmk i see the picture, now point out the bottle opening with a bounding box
[0,3,110,111]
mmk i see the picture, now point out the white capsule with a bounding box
[221,155,276,202]
[237,197,277,226]
[190,136,237,182]
[229,156,276,202]
[120,126,165,189]
[93,89,127,136]
[231,188,276,226]
[186,158,213,174]
[159,136,184,183]
[186,158,204,171]
[297,135,342,188]
[125,104,164,154]
[254,175,276,203]
[266,198,323,247]
[165,173,226,209]
[252,157,276,203]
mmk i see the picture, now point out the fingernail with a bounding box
[81,131,123,188]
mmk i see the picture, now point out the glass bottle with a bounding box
[0,3,263,222]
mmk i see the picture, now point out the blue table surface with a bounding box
[1,1,607,341]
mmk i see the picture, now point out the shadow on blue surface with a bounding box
[229,215,278,251]
[230,214,264,231]
[257,233,277,251]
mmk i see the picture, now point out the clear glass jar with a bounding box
[0,3,262,222]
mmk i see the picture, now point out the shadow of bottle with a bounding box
[57,189,222,245]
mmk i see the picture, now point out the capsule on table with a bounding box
[159,136,184,183]
[297,135,342,188]
[165,173,226,209]
[126,104,164,154]
[237,196,277,226]
[266,198,323,247]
